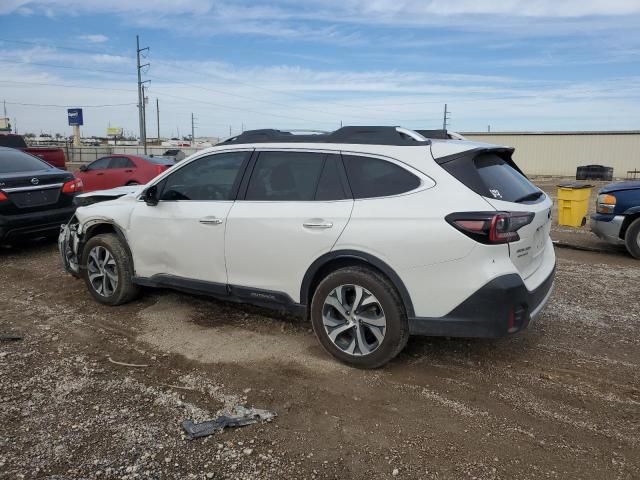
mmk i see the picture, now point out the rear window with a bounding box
[441,152,540,203]
[0,148,51,174]
[0,135,28,148]
[143,155,175,165]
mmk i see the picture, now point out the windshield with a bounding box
[0,148,52,174]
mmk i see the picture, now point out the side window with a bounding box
[315,155,348,201]
[87,157,111,170]
[342,155,420,199]
[159,151,248,201]
[245,151,325,201]
[109,157,135,169]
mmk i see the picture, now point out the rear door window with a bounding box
[342,154,420,199]
[109,157,136,169]
[245,151,325,201]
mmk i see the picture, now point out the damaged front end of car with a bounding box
[58,214,82,276]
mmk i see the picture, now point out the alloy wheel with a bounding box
[322,284,386,356]
[87,246,118,297]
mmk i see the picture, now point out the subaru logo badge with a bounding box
[31,178,39,185]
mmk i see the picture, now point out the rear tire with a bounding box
[624,218,640,259]
[310,266,409,368]
[81,233,140,305]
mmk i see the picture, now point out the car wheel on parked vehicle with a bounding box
[624,218,640,259]
[81,233,140,305]
[310,266,409,368]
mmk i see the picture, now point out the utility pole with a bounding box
[136,35,150,153]
[142,84,148,151]
[488,124,491,133]
[191,113,197,146]
[229,125,232,137]
[442,104,451,131]
[156,98,160,142]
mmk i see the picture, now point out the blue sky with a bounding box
[1,1,640,138]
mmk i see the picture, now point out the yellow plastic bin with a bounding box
[557,183,593,227]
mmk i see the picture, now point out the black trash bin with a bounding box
[576,165,613,181]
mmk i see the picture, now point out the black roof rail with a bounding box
[219,126,432,146]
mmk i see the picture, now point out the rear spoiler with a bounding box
[433,146,526,177]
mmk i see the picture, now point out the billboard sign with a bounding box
[107,127,123,136]
[67,108,84,126]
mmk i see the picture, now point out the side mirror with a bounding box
[143,185,159,206]
[79,164,88,172]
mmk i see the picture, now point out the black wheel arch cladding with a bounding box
[300,250,415,317]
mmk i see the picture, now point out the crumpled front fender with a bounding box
[58,215,82,276]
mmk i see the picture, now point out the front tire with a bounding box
[624,218,640,259]
[310,266,409,368]
[81,233,140,305]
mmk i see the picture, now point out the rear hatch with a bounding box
[438,149,552,281]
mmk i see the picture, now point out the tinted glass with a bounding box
[246,152,325,201]
[143,155,175,165]
[0,135,28,148]
[0,148,51,173]
[343,155,420,199]
[160,151,247,201]
[88,158,111,170]
[109,157,135,169]
[315,155,347,201]
[474,154,539,202]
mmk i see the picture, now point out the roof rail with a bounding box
[219,126,431,146]
[415,129,467,141]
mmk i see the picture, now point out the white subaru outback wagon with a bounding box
[59,126,555,368]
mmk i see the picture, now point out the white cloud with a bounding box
[2,46,639,137]
[78,34,109,43]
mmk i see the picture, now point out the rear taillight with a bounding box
[0,191,7,202]
[62,178,83,194]
[155,165,166,175]
[446,211,534,244]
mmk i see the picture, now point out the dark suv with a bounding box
[0,147,81,243]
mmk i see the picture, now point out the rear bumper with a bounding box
[0,206,76,241]
[408,265,556,338]
[590,214,624,245]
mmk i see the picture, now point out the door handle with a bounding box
[199,217,223,225]
[125,169,133,173]
[303,220,333,229]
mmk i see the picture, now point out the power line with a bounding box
[0,59,133,77]
[0,79,136,93]
[5,101,137,108]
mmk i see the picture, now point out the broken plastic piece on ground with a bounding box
[182,406,277,440]
[0,335,23,342]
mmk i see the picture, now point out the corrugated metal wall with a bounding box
[463,132,640,178]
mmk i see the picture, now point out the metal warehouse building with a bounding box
[463,131,640,178]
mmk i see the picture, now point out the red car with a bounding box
[76,155,175,192]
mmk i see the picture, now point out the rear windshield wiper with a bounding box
[514,191,544,203]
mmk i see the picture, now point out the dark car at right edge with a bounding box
[591,181,640,258]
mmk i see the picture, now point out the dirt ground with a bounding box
[1,231,639,479]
